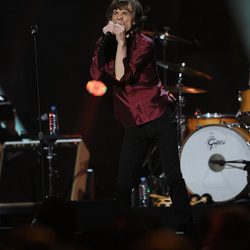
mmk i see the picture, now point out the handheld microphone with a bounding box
[105,31,112,37]
[99,32,112,48]
[98,32,113,68]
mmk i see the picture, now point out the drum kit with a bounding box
[178,85,250,204]
[143,29,250,204]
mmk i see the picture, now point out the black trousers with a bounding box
[116,106,192,229]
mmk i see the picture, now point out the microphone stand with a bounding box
[223,160,250,199]
[30,25,46,200]
[45,135,58,199]
[228,160,250,185]
[31,25,58,200]
[243,161,250,186]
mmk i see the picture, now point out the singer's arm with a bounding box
[90,37,120,86]
[90,33,156,87]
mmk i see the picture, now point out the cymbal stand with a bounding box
[176,62,186,150]
[159,26,171,88]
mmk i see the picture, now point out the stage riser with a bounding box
[1,200,248,234]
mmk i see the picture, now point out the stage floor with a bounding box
[0,199,249,250]
[0,198,249,231]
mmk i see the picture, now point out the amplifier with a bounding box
[0,138,91,202]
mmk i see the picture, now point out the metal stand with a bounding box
[226,160,250,187]
[43,136,59,198]
[210,159,250,200]
[159,26,171,88]
[30,25,58,200]
[175,62,186,150]
[227,160,250,199]
[244,161,250,190]
[158,31,186,149]
[30,25,46,199]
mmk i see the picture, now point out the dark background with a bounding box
[0,0,249,199]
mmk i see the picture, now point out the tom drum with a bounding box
[238,87,250,125]
[180,124,250,202]
[186,113,238,135]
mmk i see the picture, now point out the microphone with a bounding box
[30,24,38,35]
[208,154,225,172]
[105,31,112,37]
[99,32,112,48]
[98,32,113,68]
[209,159,225,166]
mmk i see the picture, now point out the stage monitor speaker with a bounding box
[0,138,91,203]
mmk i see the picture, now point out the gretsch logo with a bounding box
[207,135,225,150]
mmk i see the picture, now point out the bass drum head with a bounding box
[180,125,250,202]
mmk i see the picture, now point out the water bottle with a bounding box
[139,176,150,207]
[48,105,59,135]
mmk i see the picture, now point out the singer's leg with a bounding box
[147,108,192,231]
[116,126,150,207]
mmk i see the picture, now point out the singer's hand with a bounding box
[103,21,113,35]
[103,21,126,43]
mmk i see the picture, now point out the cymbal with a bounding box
[142,30,193,45]
[157,60,213,80]
[167,85,207,94]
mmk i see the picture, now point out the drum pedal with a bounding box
[149,193,172,207]
[190,193,213,206]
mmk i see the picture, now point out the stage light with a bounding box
[227,0,250,61]
[0,89,26,135]
[86,80,107,96]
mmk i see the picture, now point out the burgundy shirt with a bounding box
[90,32,170,128]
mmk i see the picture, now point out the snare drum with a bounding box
[238,87,250,125]
[186,113,238,135]
[180,124,250,202]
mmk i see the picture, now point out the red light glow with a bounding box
[86,80,107,96]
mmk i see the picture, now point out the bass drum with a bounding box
[180,124,250,202]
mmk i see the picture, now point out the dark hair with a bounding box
[106,0,146,30]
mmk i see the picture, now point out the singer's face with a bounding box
[111,4,135,32]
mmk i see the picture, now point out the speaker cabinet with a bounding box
[0,138,91,203]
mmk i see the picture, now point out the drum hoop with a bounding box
[239,86,250,92]
[180,124,249,153]
[238,111,250,115]
[188,113,237,119]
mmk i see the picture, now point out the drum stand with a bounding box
[157,28,186,148]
